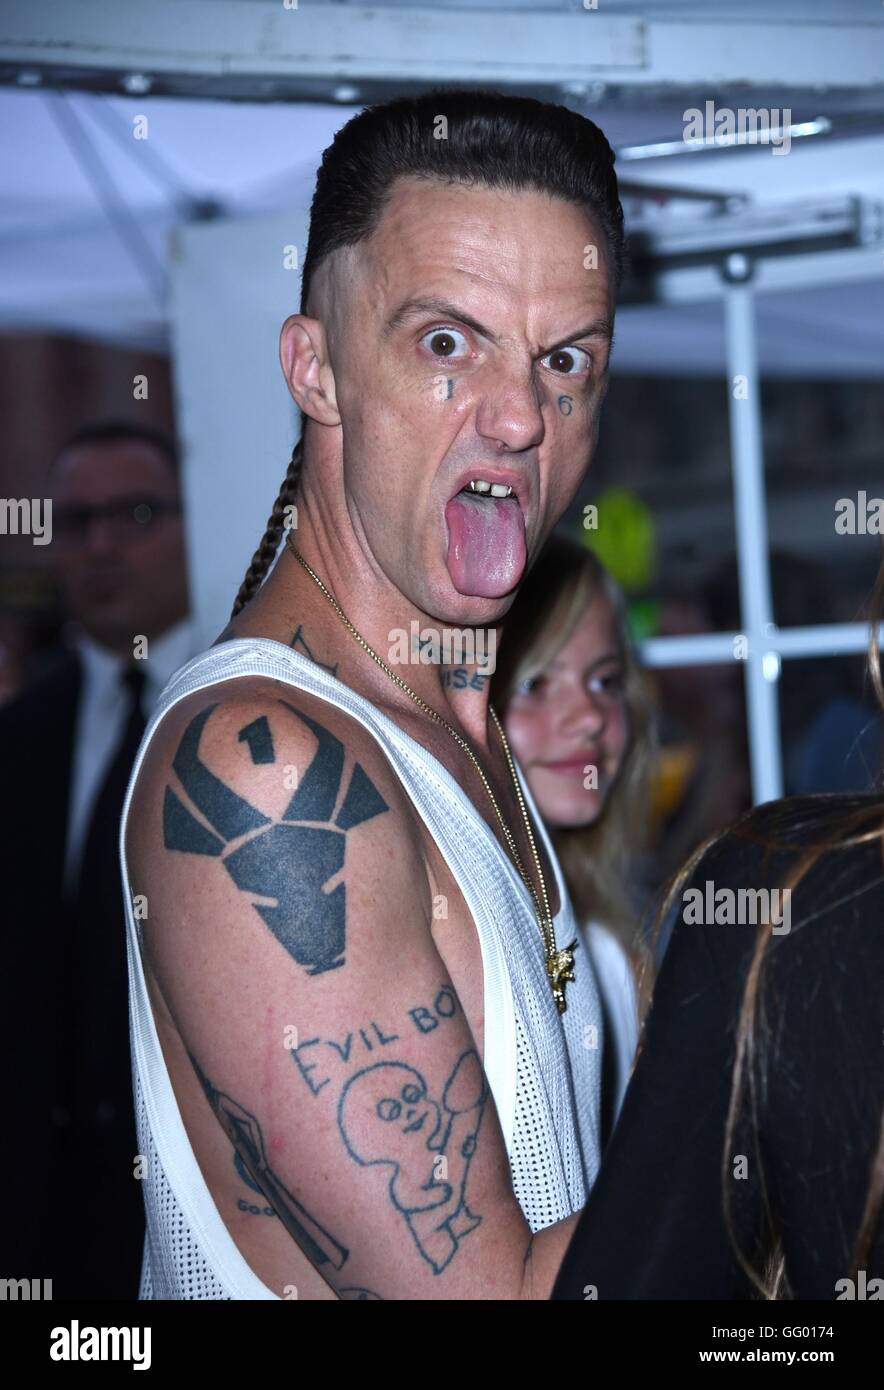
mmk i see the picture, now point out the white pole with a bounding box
[724,272,782,804]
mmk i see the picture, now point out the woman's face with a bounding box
[503,592,631,829]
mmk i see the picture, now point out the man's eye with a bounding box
[542,346,591,376]
[421,326,471,359]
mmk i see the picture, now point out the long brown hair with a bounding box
[640,555,884,1298]
[491,534,657,961]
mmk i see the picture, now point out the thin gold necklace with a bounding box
[285,533,577,1013]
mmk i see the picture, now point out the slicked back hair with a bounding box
[230,87,624,617]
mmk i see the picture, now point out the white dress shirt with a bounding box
[63,617,196,895]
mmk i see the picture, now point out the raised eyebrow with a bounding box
[544,319,615,358]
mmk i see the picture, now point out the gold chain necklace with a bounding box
[285,533,577,1013]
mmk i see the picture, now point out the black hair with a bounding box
[298,86,625,318]
[53,419,179,478]
[231,86,624,618]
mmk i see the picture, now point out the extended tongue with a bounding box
[444,489,527,597]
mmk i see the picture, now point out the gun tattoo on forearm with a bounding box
[189,1051,349,1272]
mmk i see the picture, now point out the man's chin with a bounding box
[426,576,516,629]
[77,604,140,650]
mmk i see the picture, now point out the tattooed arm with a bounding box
[128,682,578,1300]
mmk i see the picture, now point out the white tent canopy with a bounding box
[1,82,882,376]
[1,0,883,374]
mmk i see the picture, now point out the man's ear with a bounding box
[279,314,341,427]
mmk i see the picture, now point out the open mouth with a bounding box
[455,479,518,501]
[444,475,528,599]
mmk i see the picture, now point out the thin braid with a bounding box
[230,437,304,619]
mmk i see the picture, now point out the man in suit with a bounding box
[0,421,193,1298]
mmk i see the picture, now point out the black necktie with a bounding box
[73,663,147,1099]
[75,664,148,930]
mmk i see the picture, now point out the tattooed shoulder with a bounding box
[153,685,426,978]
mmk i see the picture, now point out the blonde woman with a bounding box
[492,532,656,1146]
[553,561,884,1300]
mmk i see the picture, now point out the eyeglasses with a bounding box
[54,497,182,543]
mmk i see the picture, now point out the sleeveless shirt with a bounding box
[119,637,604,1299]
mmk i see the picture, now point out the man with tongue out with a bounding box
[127,91,624,1301]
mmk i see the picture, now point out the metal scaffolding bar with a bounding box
[641,621,884,668]
[725,279,782,804]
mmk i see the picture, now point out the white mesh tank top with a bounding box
[120,637,604,1299]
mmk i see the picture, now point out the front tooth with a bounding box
[471,479,492,494]
[490,483,512,498]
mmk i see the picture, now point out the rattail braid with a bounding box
[230,437,304,619]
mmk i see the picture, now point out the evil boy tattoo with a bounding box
[292,986,461,1097]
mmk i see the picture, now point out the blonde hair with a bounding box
[492,533,656,973]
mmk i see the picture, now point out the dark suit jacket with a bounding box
[0,649,144,1295]
[1,650,81,1263]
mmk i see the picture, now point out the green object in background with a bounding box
[625,597,659,644]
[578,487,656,593]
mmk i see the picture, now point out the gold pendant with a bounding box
[547,938,578,1014]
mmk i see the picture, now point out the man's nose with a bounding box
[475,363,546,454]
[83,514,121,555]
